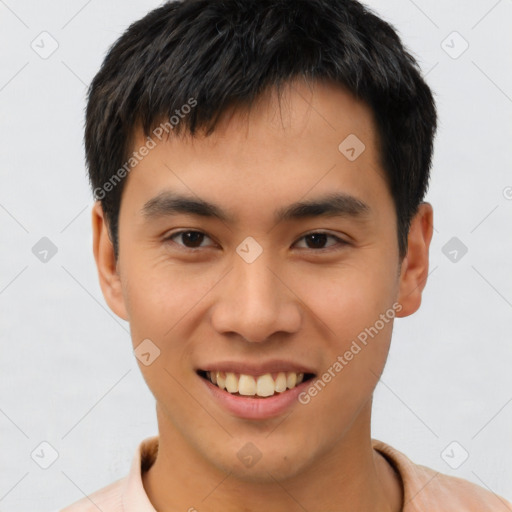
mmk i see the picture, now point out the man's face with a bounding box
[98,79,412,481]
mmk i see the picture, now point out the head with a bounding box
[88,0,436,482]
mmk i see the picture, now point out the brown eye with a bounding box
[294,232,347,251]
[165,230,214,249]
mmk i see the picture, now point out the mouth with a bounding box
[197,370,316,398]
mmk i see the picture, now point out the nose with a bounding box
[210,248,302,343]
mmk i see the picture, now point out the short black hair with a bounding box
[85,0,437,261]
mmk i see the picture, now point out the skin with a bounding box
[92,77,433,512]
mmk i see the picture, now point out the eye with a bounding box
[293,232,348,251]
[164,230,216,250]
[163,230,348,252]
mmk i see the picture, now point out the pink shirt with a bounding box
[60,436,512,511]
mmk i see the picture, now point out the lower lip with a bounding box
[200,375,312,420]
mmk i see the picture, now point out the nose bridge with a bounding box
[211,243,301,342]
[237,252,277,313]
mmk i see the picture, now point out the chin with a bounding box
[210,437,316,484]
[221,457,308,484]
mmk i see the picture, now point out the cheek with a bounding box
[293,257,398,407]
[121,256,218,346]
[297,259,397,342]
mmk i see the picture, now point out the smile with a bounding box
[198,370,315,398]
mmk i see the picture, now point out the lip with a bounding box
[198,371,314,420]
[197,360,316,377]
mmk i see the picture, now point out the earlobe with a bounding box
[91,201,129,321]
[396,202,434,317]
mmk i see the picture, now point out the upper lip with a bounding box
[197,360,316,377]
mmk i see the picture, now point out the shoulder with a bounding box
[410,463,512,511]
[59,477,126,512]
[372,439,512,512]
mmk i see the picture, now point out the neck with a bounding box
[142,401,403,512]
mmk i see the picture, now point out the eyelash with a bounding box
[163,230,349,253]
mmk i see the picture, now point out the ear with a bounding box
[396,202,434,317]
[91,201,129,321]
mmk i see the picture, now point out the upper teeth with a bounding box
[207,371,304,397]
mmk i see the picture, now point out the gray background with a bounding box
[1,0,511,510]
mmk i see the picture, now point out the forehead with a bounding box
[120,79,391,226]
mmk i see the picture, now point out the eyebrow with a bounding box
[140,190,371,224]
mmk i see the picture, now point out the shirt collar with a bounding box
[121,435,159,511]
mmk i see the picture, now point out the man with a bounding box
[61,0,511,510]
